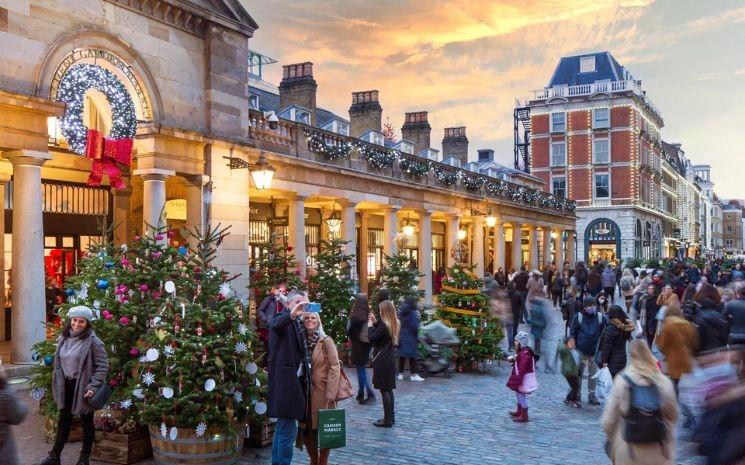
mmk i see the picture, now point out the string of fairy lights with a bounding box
[303,128,576,213]
[56,63,137,154]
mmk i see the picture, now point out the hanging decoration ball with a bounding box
[102,310,113,320]
[43,355,54,366]
[164,281,176,294]
[139,284,149,292]
[155,234,164,241]
[55,63,137,154]
[104,260,114,269]
[31,352,41,362]
[177,246,187,256]
[121,258,130,267]
[167,230,176,239]
[129,348,140,357]
[96,279,109,290]
[151,251,162,259]
[65,288,75,296]
[255,402,267,415]
[119,316,130,326]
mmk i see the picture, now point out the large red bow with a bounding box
[84,129,133,190]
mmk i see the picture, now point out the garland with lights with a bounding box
[56,63,137,154]
[461,173,485,191]
[399,156,431,177]
[304,128,353,160]
[432,165,458,186]
[356,142,396,169]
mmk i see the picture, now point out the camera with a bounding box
[264,111,279,130]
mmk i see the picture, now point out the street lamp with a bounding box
[224,149,276,190]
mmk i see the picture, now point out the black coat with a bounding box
[347,317,371,366]
[267,309,310,420]
[369,322,396,390]
[508,289,525,325]
[513,272,529,292]
[396,302,420,358]
[693,299,728,353]
[599,319,633,376]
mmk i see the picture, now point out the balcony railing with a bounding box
[248,109,576,214]
[529,80,662,121]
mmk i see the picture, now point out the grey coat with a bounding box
[52,331,109,416]
[0,387,29,465]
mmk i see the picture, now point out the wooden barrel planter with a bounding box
[148,425,242,465]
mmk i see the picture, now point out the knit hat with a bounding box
[67,305,94,322]
[514,331,530,348]
[582,296,596,308]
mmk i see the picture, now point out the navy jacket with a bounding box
[570,310,606,356]
[267,309,309,420]
[396,302,420,359]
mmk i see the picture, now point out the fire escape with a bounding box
[514,99,531,173]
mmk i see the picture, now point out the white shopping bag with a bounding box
[592,367,613,401]
[634,320,644,339]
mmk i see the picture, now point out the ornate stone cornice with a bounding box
[106,0,257,38]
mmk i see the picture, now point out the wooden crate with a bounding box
[244,420,274,448]
[91,426,152,464]
[45,416,84,442]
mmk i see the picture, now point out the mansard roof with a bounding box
[548,51,630,87]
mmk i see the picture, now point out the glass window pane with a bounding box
[62,237,74,248]
[44,236,57,248]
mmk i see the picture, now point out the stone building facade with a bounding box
[0,0,575,363]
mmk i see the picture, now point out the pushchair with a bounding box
[417,320,460,377]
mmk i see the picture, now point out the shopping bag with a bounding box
[592,366,613,401]
[634,320,644,339]
[317,408,346,449]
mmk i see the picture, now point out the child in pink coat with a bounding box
[506,331,538,422]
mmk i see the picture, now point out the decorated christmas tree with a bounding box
[376,234,424,305]
[382,116,398,143]
[307,237,356,342]
[250,233,305,305]
[436,264,503,371]
[134,224,265,438]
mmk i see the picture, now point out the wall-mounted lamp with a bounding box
[224,148,276,190]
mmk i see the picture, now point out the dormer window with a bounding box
[337,121,349,136]
[360,131,385,146]
[550,112,566,133]
[248,94,259,110]
[580,56,596,73]
[295,110,310,124]
[394,140,414,155]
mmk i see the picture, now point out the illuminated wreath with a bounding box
[56,63,137,154]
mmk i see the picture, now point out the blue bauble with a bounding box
[178,246,187,256]
[96,279,109,290]
[31,352,41,362]
[104,260,114,269]
[65,288,75,296]
[43,355,54,366]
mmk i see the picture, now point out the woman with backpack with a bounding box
[347,294,375,404]
[601,339,678,465]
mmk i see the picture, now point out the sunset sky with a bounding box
[245,0,745,199]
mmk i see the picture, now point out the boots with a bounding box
[509,404,522,418]
[390,391,395,425]
[38,453,61,465]
[356,392,364,404]
[76,454,91,465]
[373,391,393,427]
[362,390,376,405]
[512,407,529,423]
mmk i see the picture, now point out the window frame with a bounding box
[551,176,566,199]
[594,173,610,199]
[593,138,610,164]
[550,141,566,167]
[248,93,259,110]
[294,109,310,124]
[550,112,566,133]
[580,56,596,73]
[593,107,610,129]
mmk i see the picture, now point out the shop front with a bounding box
[584,218,621,264]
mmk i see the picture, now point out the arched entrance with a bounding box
[584,218,621,263]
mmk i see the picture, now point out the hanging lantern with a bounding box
[457,229,467,241]
[485,210,497,228]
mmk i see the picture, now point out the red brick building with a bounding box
[525,52,666,263]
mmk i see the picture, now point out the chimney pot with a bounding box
[282,62,314,79]
[279,61,318,124]
[349,90,382,137]
[442,126,469,164]
[401,111,431,155]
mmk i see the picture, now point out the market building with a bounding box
[0,0,575,363]
[523,51,666,264]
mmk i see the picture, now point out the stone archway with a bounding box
[584,217,621,263]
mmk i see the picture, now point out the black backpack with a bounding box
[621,374,667,444]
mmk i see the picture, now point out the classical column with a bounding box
[446,214,461,267]
[319,208,331,242]
[554,229,564,266]
[359,212,370,293]
[339,200,357,259]
[287,195,307,277]
[511,223,522,271]
[111,180,132,246]
[133,168,174,239]
[418,210,433,304]
[567,231,576,267]
[493,220,505,270]
[528,225,539,270]
[472,216,485,277]
[185,175,209,250]
[382,206,399,256]
[7,151,51,364]
[0,174,9,342]
[542,227,552,267]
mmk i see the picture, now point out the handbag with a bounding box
[317,407,346,449]
[322,338,354,401]
[517,355,538,394]
[89,384,112,410]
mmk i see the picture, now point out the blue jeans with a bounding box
[271,418,297,465]
[356,365,373,395]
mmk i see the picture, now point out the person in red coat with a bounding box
[506,331,538,423]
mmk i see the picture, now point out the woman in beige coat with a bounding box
[301,311,341,465]
[601,339,678,465]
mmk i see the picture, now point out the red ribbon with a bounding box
[84,129,133,190]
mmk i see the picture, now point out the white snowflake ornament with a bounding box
[160,422,168,438]
[142,372,156,386]
[163,345,175,358]
[235,342,248,354]
[233,391,243,403]
[219,282,233,297]
[237,323,248,335]
[30,387,46,401]
[120,399,133,409]
[195,422,207,437]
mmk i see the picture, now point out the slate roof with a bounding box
[548,52,630,87]
[248,86,343,127]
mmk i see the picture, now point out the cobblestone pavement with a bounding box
[11,299,704,465]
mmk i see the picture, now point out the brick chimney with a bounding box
[279,62,317,125]
[349,90,382,137]
[442,127,469,164]
[401,111,431,155]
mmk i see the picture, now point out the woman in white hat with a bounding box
[38,305,109,465]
